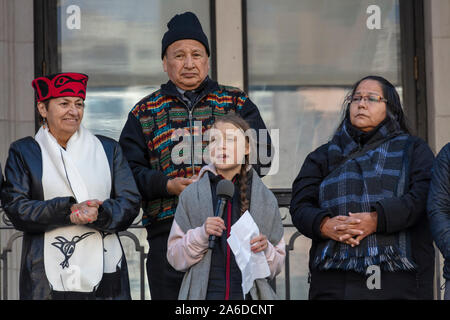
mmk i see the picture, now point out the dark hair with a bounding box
[213,113,251,214]
[37,100,50,125]
[336,75,411,135]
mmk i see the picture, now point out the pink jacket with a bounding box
[167,164,286,278]
[167,221,286,278]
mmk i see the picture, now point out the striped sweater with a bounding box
[119,78,271,238]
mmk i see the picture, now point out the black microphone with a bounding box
[208,179,235,249]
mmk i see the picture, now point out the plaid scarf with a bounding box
[313,118,416,273]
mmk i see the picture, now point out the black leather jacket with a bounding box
[1,135,141,300]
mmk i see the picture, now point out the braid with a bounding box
[239,155,250,214]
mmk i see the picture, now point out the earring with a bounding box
[43,118,47,129]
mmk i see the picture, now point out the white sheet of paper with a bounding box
[227,210,270,296]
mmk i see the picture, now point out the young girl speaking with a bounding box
[167,114,285,300]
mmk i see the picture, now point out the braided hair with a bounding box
[213,113,251,214]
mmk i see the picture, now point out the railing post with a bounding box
[140,247,145,300]
[118,230,147,300]
[0,253,3,300]
[2,253,8,300]
[285,246,290,300]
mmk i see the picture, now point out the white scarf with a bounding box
[35,125,122,293]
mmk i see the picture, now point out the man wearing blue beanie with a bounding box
[119,11,272,300]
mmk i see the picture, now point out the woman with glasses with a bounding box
[290,75,435,299]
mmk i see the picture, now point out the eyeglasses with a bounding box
[349,95,387,105]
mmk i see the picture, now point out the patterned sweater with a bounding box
[119,78,272,238]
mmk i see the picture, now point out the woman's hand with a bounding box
[250,234,268,253]
[346,211,377,244]
[204,217,226,237]
[320,215,363,246]
[332,211,378,246]
[70,199,103,225]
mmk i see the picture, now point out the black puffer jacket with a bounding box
[290,127,435,299]
[1,135,141,300]
[427,142,450,280]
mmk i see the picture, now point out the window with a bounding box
[246,0,402,299]
[58,0,211,140]
[57,0,212,299]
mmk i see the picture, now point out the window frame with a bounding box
[33,0,218,132]
[242,0,428,140]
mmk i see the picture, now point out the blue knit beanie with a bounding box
[161,12,210,59]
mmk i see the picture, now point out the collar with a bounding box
[207,169,252,186]
[198,163,252,180]
[207,171,239,184]
[345,117,392,146]
[160,76,219,99]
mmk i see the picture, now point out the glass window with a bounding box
[247,0,402,299]
[58,0,211,139]
[57,0,211,299]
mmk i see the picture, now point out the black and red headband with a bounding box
[32,72,89,102]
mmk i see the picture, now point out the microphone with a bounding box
[208,179,235,250]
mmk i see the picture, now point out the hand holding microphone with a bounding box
[206,179,234,249]
[204,217,226,237]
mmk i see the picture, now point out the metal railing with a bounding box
[0,189,305,300]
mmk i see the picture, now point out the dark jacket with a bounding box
[1,135,141,300]
[290,131,435,299]
[206,171,252,300]
[119,77,272,239]
[427,142,450,280]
